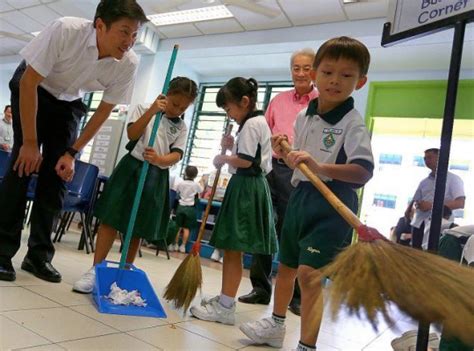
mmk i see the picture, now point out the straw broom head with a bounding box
[322,239,474,345]
[163,248,202,312]
[164,123,233,313]
[278,139,474,346]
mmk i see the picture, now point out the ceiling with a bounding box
[0,0,389,56]
[0,0,472,80]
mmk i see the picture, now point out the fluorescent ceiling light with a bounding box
[31,31,41,36]
[148,5,233,26]
[342,0,359,3]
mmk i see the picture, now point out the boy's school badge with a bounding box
[323,132,336,149]
[170,126,177,134]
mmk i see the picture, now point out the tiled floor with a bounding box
[1,231,424,351]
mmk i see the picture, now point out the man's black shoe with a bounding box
[0,261,16,281]
[238,290,271,305]
[21,257,61,283]
[288,299,301,316]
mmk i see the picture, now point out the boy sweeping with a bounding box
[240,36,374,351]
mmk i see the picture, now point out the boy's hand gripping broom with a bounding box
[279,140,474,346]
[164,122,233,312]
[92,45,179,318]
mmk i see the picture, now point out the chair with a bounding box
[0,150,11,182]
[53,160,99,254]
[24,174,38,226]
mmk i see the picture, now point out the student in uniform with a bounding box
[190,77,277,325]
[240,37,374,351]
[0,0,147,283]
[73,77,198,294]
[239,49,318,314]
[170,165,203,253]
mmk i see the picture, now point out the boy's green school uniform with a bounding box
[210,112,277,255]
[280,97,374,269]
[94,104,187,242]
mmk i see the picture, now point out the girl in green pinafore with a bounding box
[190,77,277,325]
[72,77,198,294]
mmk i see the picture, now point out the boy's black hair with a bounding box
[216,77,258,112]
[4,105,10,112]
[168,77,198,101]
[94,0,148,29]
[314,36,371,76]
[424,148,440,154]
[184,165,198,180]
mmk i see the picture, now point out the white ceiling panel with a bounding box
[0,36,26,53]
[230,10,290,31]
[0,18,24,34]
[21,5,61,25]
[194,18,244,35]
[344,0,389,21]
[279,0,346,26]
[46,0,92,18]
[0,2,14,13]
[6,0,41,9]
[157,23,203,39]
[0,10,44,32]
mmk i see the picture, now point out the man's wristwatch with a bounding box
[65,147,79,158]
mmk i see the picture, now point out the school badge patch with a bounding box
[170,126,177,134]
[323,132,336,149]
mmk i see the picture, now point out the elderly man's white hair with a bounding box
[290,48,316,67]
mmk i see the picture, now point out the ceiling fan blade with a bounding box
[224,0,280,18]
[0,31,32,42]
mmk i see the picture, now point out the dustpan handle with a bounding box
[279,140,363,230]
[192,121,233,254]
[119,45,179,269]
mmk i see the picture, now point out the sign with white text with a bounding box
[383,0,473,45]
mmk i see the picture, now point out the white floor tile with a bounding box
[3,307,117,343]
[58,333,159,350]
[129,324,233,350]
[0,315,51,350]
[0,286,60,312]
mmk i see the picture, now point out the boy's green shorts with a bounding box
[279,181,358,270]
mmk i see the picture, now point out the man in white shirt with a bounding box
[0,0,147,283]
[411,148,465,248]
[0,105,13,151]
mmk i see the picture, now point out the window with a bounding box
[413,155,425,167]
[181,82,293,175]
[373,193,397,209]
[379,153,402,165]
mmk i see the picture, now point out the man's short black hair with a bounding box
[94,0,148,28]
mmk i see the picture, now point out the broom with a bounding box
[279,140,474,346]
[164,122,233,312]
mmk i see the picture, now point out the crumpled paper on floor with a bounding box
[106,282,147,307]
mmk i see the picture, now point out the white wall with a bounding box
[0,67,15,109]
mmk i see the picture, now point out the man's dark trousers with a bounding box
[0,61,86,266]
[249,158,300,302]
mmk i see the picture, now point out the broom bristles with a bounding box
[322,240,474,346]
[163,253,202,312]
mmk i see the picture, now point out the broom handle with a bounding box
[119,45,179,269]
[193,123,233,248]
[280,140,363,230]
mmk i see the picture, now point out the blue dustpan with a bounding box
[92,45,179,318]
[92,260,166,318]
